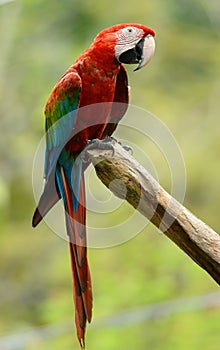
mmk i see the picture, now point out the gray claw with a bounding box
[122,145,133,154]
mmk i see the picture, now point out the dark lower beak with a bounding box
[118,35,155,71]
[118,38,145,65]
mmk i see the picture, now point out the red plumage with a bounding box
[32,23,155,348]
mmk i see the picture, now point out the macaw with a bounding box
[32,23,155,348]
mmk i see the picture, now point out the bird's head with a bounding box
[94,23,155,71]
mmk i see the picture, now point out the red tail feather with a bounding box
[60,167,92,347]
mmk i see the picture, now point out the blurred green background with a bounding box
[0,0,220,349]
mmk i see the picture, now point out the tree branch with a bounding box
[86,141,220,285]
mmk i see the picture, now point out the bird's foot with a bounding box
[87,138,115,154]
[80,138,115,163]
[80,137,133,163]
[90,137,133,154]
[104,136,133,154]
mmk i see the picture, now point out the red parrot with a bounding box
[32,23,155,348]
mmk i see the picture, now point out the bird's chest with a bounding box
[76,61,119,127]
[80,63,119,106]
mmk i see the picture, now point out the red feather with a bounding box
[33,23,155,348]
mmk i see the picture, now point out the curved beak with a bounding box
[134,34,155,71]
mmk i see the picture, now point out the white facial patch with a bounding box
[115,26,144,59]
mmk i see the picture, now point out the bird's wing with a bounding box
[102,64,129,138]
[32,71,82,226]
[44,71,82,181]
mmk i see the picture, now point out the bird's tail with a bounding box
[32,161,92,348]
[57,165,92,348]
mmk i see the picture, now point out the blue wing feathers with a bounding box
[44,110,77,181]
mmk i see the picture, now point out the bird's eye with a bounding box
[127,27,134,34]
[120,27,135,36]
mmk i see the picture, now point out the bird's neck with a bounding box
[74,42,120,76]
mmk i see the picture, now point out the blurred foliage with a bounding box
[0,0,220,349]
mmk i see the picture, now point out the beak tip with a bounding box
[134,35,155,72]
[133,66,140,72]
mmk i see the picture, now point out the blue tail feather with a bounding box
[55,153,83,213]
